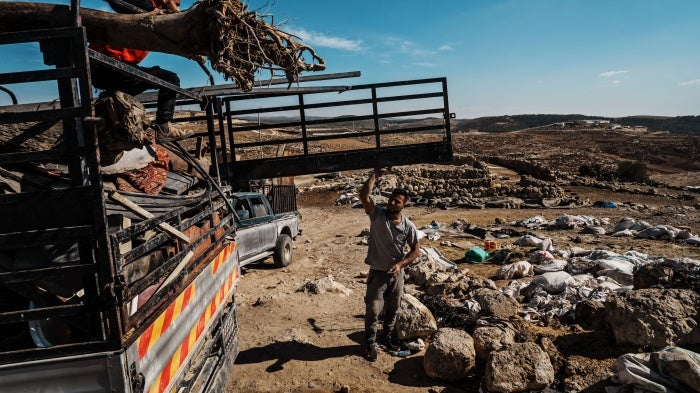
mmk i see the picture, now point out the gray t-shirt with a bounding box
[364,205,418,271]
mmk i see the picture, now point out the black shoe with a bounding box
[378,332,400,352]
[363,344,378,362]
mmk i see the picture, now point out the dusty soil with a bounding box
[225,129,700,393]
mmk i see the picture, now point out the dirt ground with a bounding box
[225,129,700,393]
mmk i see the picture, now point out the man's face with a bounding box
[387,193,406,214]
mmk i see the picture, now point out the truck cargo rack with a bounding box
[219,77,454,187]
[136,75,454,190]
[0,20,237,367]
[0,23,117,363]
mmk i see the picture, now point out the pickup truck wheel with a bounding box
[273,234,292,267]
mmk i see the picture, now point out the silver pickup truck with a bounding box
[232,192,300,267]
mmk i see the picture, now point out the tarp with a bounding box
[465,247,489,264]
[609,347,700,393]
[593,200,618,208]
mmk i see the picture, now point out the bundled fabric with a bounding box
[554,214,609,229]
[114,144,169,194]
[613,217,652,233]
[529,250,554,264]
[530,271,575,294]
[515,234,544,247]
[533,259,568,274]
[609,347,700,393]
[496,261,534,280]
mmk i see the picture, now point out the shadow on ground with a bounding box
[385,356,483,392]
[235,340,360,372]
[236,331,366,373]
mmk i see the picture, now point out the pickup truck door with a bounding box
[248,196,277,253]
[233,197,259,261]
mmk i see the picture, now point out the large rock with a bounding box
[405,255,449,286]
[485,342,555,393]
[472,288,520,319]
[633,258,700,291]
[395,293,438,341]
[423,328,476,381]
[606,289,700,347]
[575,300,606,331]
[472,319,516,361]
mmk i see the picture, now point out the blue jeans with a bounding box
[364,268,404,344]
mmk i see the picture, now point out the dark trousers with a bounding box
[364,268,404,345]
[90,60,179,125]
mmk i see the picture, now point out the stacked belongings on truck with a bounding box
[93,91,231,318]
[97,90,174,196]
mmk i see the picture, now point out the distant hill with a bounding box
[242,113,700,135]
[453,114,700,135]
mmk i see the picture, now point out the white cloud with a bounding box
[600,70,629,77]
[385,37,435,56]
[438,44,454,51]
[412,62,438,67]
[679,79,700,86]
[612,80,621,85]
[288,28,363,52]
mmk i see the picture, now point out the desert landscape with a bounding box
[225,127,700,392]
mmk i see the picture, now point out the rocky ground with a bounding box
[225,128,700,393]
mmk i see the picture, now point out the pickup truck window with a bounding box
[234,198,252,220]
[250,197,269,218]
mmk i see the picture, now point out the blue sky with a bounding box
[2,0,700,118]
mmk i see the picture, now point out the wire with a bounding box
[162,141,236,217]
[0,85,18,105]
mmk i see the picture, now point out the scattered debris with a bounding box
[296,275,352,296]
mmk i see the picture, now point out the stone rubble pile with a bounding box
[383,224,699,391]
[303,165,581,208]
[303,163,699,208]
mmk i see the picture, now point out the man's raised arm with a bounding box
[359,170,379,214]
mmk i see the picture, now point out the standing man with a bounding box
[89,0,194,141]
[359,169,420,362]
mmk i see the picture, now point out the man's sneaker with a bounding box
[154,122,194,142]
[363,344,378,362]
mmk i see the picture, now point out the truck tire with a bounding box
[273,234,292,267]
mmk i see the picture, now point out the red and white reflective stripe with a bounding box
[146,243,238,393]
[137,285,195,360]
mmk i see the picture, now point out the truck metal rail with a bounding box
[136,75,455,189]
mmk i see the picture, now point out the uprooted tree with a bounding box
[0,0,326,153]
[0,0,325,91]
